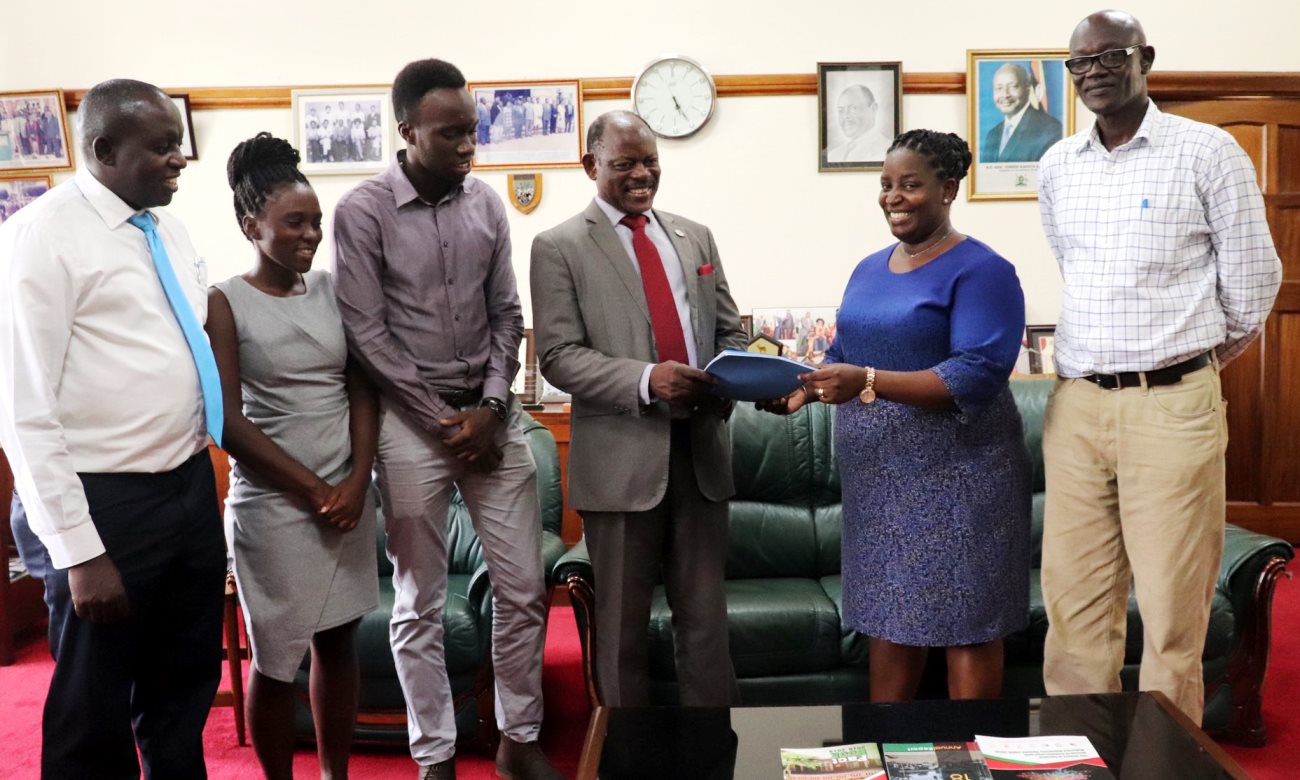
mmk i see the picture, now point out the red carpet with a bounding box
[2,580,1297,778]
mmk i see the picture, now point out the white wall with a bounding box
[5,0,1298,327]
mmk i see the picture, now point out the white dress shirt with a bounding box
[0,168,209,568]
[1038,100,1281,376]
[592,196,699,404]
[826,129,893,164]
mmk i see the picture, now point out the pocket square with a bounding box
[698,264,714,277]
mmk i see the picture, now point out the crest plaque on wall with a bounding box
[508,173,542,214]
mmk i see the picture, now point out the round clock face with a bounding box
[631,56,717,139]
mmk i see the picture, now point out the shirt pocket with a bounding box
[1129,194,1206,275]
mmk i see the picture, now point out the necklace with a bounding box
[903,228,953,259]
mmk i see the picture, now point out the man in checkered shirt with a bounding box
[1037,10,1281,724]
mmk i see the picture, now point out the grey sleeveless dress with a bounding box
[215,271,378,682]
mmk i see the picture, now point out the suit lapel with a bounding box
[657,210,699,316]
[584,200,649,323]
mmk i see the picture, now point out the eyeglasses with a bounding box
[1064,45,1142,75]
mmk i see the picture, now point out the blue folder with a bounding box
[704,349,810,401]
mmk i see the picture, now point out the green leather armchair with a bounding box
[292,411,568,744]
[554,378,1293,744]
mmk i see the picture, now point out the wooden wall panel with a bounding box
[1222,340,1262,503]
[1266,314,1300,502]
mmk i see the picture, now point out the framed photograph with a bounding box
[512,329,539,405]
[0,90,73,173]
[1025,324,1057,374]
[740,315,753,338]
[466,80,582,170]
[818,62,901,172]
[966,50,1075,201]
[0,174,52,224]
[752,307,838,364]
[168,94,198,160]
[291,88,393,175]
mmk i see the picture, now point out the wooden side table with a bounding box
[0,449,47,665]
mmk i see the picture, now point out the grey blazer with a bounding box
[530,199,747,513]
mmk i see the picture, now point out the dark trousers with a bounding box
[582,423,738,708]
[42,451,226,780]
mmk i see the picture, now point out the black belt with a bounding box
[1080,352,1212,390]
[437,386,483,407]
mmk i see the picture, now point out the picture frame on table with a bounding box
[0,174,53,225]
[817,62,902,172]
[466,79,582,170]
[168,94,198,160]
[291,87,393,175]
[0,90,74,173]
[1025,324,1057,374]
[512,328,539,405]
[966,49,1074,201]
[751,307,838,364]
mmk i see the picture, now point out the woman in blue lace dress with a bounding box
[760,130,1030,702]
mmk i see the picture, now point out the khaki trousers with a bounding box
[1041,363,1227,724]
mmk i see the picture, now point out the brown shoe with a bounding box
[419,757,456,780]
[496,736,564,780]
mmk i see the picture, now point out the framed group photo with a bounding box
[751,306,838,364]
[169,94,198,160]
[0,90,73,173]
[291,88,393,175]
[466,80,582,170]
[0,174,52,224]
[967,50,1074,200]
[817,62,901,172]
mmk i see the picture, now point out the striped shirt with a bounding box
[1038,99,1281,377]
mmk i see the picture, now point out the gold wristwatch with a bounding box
[859,366,877,404]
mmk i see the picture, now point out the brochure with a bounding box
[780,742,886,779]
[974,735,1115,779]
[882,742,992,780]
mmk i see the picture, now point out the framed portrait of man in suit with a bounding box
[817,62,902,173]
[966,50,1075,201]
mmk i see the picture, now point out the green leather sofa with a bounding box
[292,411,568,744]
[554,378,1293,744]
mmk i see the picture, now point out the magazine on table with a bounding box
[780,742,886,779]
[974,734,1115,779]
[882,742,992,780]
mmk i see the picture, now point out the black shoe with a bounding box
[419,757,456,780]
[496,736,564,780]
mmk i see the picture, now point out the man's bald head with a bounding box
[586,110,653,154]
[1070,9,1147,52]
[78,79,173,154]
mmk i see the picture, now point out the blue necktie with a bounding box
[127,213,224,447]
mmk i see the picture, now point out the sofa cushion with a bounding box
[819,575,869,667]
[648,578,842,679]
[727,502,819,579]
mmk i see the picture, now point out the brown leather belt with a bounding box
[1080,352,1212,390]
[437,386,483,407]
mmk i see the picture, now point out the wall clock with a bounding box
[631,55,717,139]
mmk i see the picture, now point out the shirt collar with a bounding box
[386,149,472,208]
[1076,98,1161,155]
[594,195,659,231]
[74,167,148,229]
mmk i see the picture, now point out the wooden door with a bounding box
[1161,98,1300,540]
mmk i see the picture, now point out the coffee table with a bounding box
[576,692,1250,779]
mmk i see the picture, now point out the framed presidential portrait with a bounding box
[169,94,198,160]
[291,87,393,175]
[966,49,1075,201]
[0,174,52,225]
[818,62,901,173]
[465,80,582,170]
[0,90,73,174]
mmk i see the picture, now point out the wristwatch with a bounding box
[859,366,877,404]
[480,397,508,422]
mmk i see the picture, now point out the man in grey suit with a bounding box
[531,111,747,707]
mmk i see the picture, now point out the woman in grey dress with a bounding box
[205,132,378,779]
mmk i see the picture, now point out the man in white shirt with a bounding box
[1037,11,1281,724]
[826,84,892,164]
[0,79,225,779]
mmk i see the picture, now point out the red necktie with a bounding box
[620,214,689,365]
